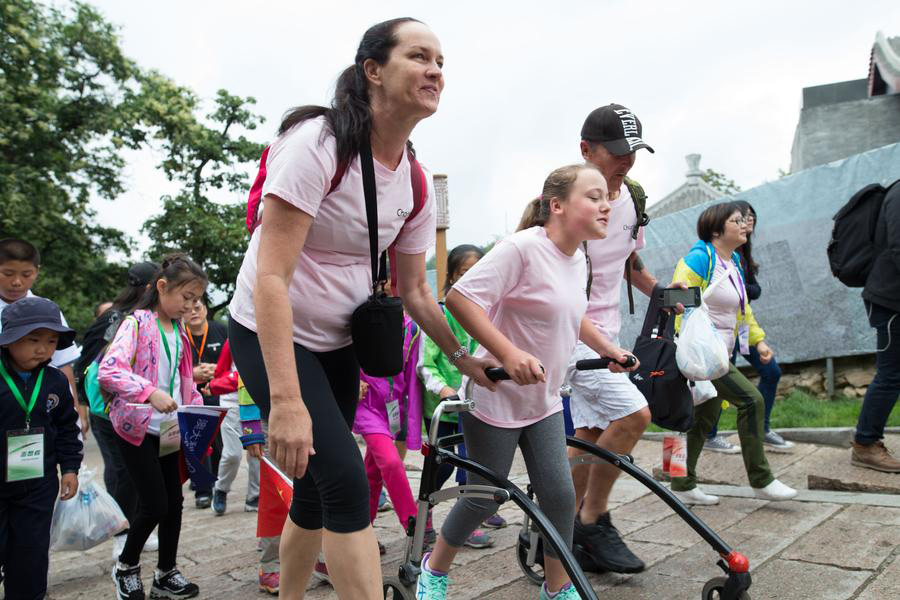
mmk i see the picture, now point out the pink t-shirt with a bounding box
[583,186,645,341]
[454,227,588,428]
[704,258,742,350]
[229,117,436,352]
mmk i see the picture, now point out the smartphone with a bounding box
[661,286,701,308]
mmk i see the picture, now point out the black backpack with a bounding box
[629,288,693,432]
[827,182,895,287]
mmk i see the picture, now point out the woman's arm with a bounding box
[394,251,498,390]
[254,195,316,479]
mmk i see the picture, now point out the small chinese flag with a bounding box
[257,457,293,538]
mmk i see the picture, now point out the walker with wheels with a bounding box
[382,359,622,600]
[513,358,753,600]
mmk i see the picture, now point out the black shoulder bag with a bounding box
[628,286,693,432]
[350,142,406,377]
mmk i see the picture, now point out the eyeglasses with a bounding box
[727,217,747,226]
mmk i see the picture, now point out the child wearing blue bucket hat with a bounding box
[0,296,83,599]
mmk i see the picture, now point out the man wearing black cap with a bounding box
[567,104,663,574]
[0,296,83,599]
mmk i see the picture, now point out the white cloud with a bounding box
[86,0,900,253]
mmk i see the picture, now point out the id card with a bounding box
[386,399,401,436]
[738,324,750,356]
[7,428,44,482]
[159,419,181,457]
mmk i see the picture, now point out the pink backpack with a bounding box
[245,146,428,293]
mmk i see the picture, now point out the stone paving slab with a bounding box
[46,435,900,599]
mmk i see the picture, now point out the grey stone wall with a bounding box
[791,93,900,172]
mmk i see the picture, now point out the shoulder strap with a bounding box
[246,147,271,233]
[583,241,592,300]
[621,177,651,315]
[359,141,387,292]
[388,150,428,294]
[327,159,350,196]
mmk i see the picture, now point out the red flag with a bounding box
[257,457,293,538]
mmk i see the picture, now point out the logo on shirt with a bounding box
[397,208,410,218]
[46,393,60,412]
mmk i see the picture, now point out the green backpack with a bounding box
[622,176,650,314]
[83,316,139,418]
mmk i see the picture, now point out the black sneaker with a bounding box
[573,513,645,574]
[195,493,212,509]
[212,489,227,515]
[149,568,199,599]
[113,563,145,600]
[244,496,259,512]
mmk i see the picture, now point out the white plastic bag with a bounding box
[690,379,718,406]
[676,306,730,381]
[49,469,129,552]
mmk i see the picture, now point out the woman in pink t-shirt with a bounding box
[227,18,494,599]
[416,165,632,600]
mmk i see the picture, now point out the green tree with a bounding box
[141,83,266,313]
[0,0,147,332]
[701,168,742,196]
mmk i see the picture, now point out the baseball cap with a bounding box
[581,103,655,156]
[0,296,76,348]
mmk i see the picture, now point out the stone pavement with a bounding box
[47,434,900,599]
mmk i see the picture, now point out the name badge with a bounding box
[386,399,401,436]
[738,324,750,356]
[7,428,44,482]
[159,419,181,457]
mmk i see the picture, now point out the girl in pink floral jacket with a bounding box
[98,254,207,600]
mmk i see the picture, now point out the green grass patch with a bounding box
[646,389,900,433]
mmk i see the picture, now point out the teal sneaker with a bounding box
[540,581,581,599]
[415,553,449,600]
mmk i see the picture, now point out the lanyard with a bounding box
[156,319,181,396]
[186,322,208,361]
[0,362,44,429]
[713,252,747,315]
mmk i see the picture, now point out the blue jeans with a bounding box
[708,343,782,439]
[855,301,900,445]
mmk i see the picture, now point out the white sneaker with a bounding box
[753,479,797,501]
[672,487,720,505]
[111,534,127,560]
[143,532,159,552]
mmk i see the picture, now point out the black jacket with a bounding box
[863,182,900,313]
[1,353,83,479]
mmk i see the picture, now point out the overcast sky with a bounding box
[87,0,900,254]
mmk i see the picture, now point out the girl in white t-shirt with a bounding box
[417,165,628,600]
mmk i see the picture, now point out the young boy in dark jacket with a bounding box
[0,296,83,599]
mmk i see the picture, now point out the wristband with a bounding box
[448,346,469,365]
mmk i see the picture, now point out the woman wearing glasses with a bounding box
[668,202,797,505]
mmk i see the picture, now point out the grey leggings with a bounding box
[440,411,576,558]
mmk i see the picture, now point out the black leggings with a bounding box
[116,435,183,570]
[229,318,368,533]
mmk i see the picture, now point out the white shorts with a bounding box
[566,341,648,430]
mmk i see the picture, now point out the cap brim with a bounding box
[0,323,76,349]
[600,138,655,156]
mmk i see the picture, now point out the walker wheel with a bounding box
[515,533,546,586]
[383,575,415,599]
[702,576,751,600]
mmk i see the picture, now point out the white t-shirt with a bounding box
[454,227,588,428]
[148,325,182,436]
[229,117,437,352]
[705,258,742,350]
[583,186,645,341]
[0,291,81,368]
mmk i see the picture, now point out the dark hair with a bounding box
[108,261,161,315]
[0,238,40,267]
[443,244,484,294]
[697,201,743,243]
[734,200,759,275]
[135,253,208,312]
[517,165,596,231]
[277,18,422,166]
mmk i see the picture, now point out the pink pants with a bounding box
[363,433,417,529]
